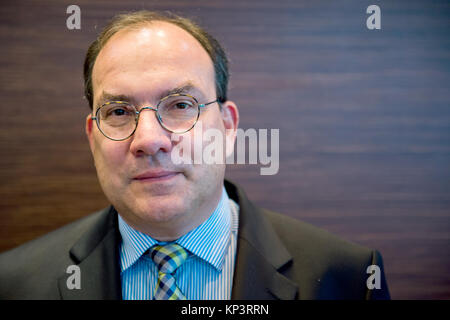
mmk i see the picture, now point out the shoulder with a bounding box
[226,179,376,267]
[260,209,389,299]
[0,208,111,264]
[0,207,112,299]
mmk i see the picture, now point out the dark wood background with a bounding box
[1,0,449,299]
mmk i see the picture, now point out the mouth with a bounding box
[133,170,180,182]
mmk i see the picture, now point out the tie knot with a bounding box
[149,243,188,274]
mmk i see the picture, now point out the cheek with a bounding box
[179,115,226,166]
[93,137,129,178]
[191,114,227,176]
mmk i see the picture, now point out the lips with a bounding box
[133,170,179,181]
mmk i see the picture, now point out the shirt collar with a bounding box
[118,186,232,272]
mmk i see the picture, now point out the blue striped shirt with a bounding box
[118,187,239,300]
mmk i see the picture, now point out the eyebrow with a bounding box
[95,82,202,109]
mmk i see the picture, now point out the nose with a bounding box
[129,107,173,157]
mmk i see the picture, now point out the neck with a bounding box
[121,185,224,241]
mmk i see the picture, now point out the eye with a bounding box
[111,108,127,116]
[159,96,198,118]
[165,99,196,112]
[175,102,191,110]
[104,105,134,118]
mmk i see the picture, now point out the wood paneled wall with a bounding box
[0,0,449,299]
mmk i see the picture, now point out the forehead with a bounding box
[92,21,215,105]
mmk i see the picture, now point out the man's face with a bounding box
[86,22,238,240]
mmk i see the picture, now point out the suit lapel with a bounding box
[58,207,122,300]
[226,181,299,300]
[231,238,298,300]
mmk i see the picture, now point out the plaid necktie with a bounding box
[149,243,188,300]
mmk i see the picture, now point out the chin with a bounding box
[134,196,188,223]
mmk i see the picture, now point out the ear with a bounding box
[85,113,96,154]
[220,100,239,158]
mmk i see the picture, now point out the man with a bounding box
[0,11,390,300]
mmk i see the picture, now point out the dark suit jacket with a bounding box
[0,180,390,299]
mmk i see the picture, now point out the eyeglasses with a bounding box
[91,93,218,141]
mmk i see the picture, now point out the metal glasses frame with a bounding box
[91,93,219,141]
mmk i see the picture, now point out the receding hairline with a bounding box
[96,19,212,61]
[94,17,212,61]
[84,10,230,109]
[91,21,217,107]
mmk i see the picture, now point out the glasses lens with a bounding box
[158,95,199,133]
[97,102,136,140]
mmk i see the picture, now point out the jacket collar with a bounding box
[225,180,298,300]
[58,206,122,300]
